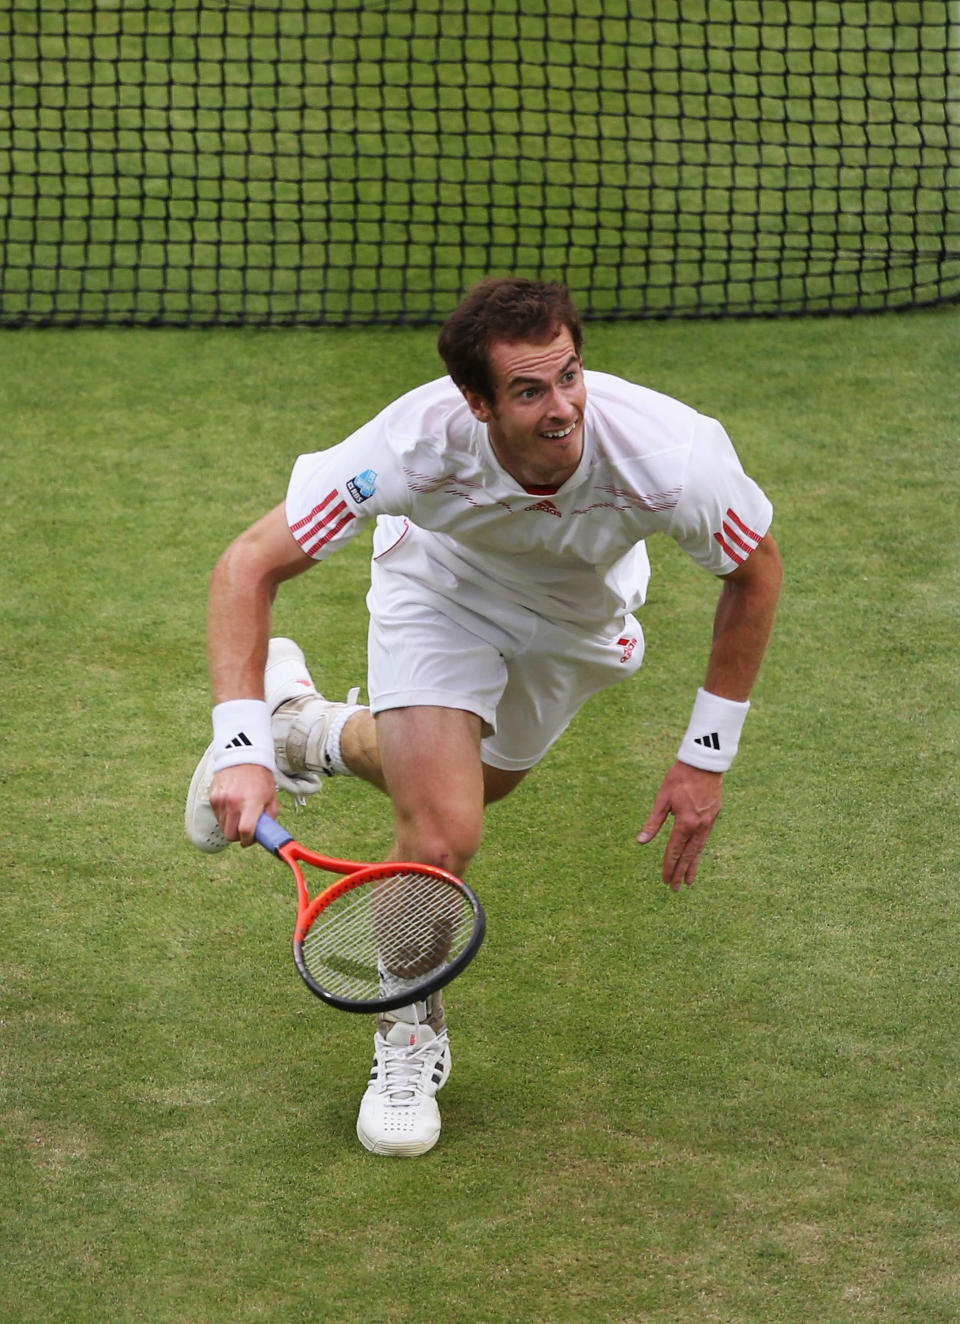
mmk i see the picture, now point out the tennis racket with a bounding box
[254,813,485,1013]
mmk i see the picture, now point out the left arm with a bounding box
[638,531,783,890]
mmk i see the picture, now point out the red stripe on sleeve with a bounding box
[725,508,761,543]
[303,510,355,555]
[290,489,340,535]
[295,498,350,548]
[714,530,745,564]
[721,520,754,555]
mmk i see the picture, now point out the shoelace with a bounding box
[379,1032,447,1106]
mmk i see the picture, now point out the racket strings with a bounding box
[300,871,476,1003]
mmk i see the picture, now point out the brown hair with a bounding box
[437,276,583,402]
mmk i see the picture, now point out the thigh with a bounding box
[375,706,487,874]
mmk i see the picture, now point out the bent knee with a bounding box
[393,806,482,876]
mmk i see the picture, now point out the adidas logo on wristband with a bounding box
[211,699,276,777]
[678,688,750,773]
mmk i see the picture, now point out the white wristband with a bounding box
[677,687,750,773]
[211,699,276,776]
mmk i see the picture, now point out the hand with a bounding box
[209,764,278,847]
[637,762,723,891]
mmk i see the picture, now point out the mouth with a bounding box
[540,420,578,441]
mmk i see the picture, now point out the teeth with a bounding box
[543,423,575,439]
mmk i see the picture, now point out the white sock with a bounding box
[387,1000,428,1025]
[378,972,445,1035]
[323,704,363,776]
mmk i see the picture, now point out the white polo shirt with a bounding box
[285,370,773,634]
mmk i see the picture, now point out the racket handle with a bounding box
[255,813,294,855]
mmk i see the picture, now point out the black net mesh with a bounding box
[2,0,958,326]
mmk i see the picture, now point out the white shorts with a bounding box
[366,560,645,771]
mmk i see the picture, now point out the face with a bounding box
[462,328,587,489]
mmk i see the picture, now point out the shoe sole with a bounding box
[356,1123,441,1157]
[184,743,229,853]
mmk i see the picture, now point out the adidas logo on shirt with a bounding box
[524,498,561,517]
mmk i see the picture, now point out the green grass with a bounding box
[1,305,958,1321]
[2,0,958,325]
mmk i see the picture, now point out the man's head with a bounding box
[437,277,583,405]
[438,277,588,490]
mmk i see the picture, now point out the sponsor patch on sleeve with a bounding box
[346,468,378,503]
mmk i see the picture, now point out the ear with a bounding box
[461,386,494,424]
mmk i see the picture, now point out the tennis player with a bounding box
[186,277,782,1156]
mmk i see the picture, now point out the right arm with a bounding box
[208,392,418,842]
[207,502,315,845]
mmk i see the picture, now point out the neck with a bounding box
[488,433,584,491]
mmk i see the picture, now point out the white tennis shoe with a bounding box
[184,741,230,853]
[356,1021,452,1157]
[265,637,362,780]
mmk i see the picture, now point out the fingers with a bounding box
[660,819,710,892]
[237,787,278,847]
[636,802,667,846]
[210,765,278,847]
[637,762,723,891]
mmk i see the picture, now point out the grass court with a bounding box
[1,303,958,1320]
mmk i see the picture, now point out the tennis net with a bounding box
[2,0,958,325]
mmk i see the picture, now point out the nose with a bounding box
[545,385,574,419]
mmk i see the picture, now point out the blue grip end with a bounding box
[255,813,294,855]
